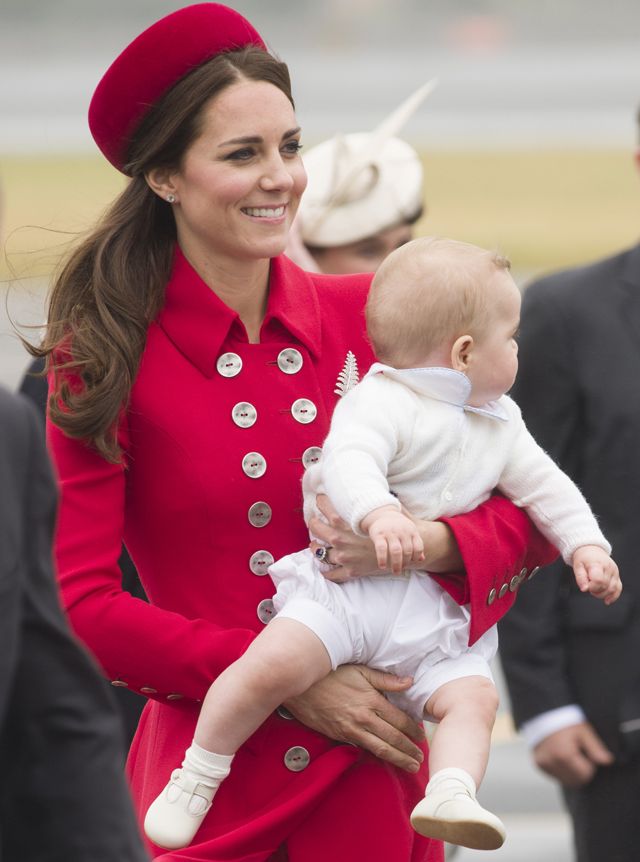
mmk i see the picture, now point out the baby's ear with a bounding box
[451,334,474,371]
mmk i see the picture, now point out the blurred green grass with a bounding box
[1,149,639,284]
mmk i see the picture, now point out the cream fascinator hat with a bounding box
[299,79,437,247]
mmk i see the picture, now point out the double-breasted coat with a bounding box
[48,249,555,861]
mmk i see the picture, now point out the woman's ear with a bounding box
[145,167,178,204]
[451,334,474,372]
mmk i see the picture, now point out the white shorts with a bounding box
[269,549,497,721]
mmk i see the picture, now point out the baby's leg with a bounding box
[410,676,505,851]
[195,617,333,753]
[144,618,332,850]
[426,675,499,787]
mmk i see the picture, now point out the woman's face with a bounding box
[167,79,307,267]
[308,222,414,275]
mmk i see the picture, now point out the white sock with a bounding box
[426,767,476,797]
[182,742,234,786]
[172,743,234,816]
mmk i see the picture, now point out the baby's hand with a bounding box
[572,545,622,605]
[361,506,424,575]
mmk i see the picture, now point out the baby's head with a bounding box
[365,236,521,404]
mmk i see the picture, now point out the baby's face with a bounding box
[465,271,521,406]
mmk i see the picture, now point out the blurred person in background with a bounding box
[498,109,640,862]
[285,82,434,275]
[36,4,557,860]
[0,383,148,861]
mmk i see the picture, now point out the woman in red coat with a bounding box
[40,5,555,861]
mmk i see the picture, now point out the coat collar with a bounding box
[365,362,509,421]
[157,247,323,377]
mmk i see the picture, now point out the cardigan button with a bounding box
[528,566,541,580]
[249,550,275,576]
[248,501,272,528]
[277,348,303,374]
[232,402,257,428]
[509,575,522,592]
[291,398,317,425]
[257,598,276,624]
[302,446,322,470]
[111,679,128,687]
[140,686,158,694]
[166,693,184,701]
[498,583,509,599]
[216,352,242,377]
[486,588,497,606]
[242,452,267,479]
[284,746,310,772]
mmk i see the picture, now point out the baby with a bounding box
[144,237,621,851]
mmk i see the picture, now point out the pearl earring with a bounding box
[166,193,176,203]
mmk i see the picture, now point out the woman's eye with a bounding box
[283,140,303,155]
[225,148,255,161]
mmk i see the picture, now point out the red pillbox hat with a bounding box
[88,3,266,172]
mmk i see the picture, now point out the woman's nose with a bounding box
[259,155,295,191]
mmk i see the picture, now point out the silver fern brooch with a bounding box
[334,351,360,397]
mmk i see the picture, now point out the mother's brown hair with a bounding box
[33,47,293,462]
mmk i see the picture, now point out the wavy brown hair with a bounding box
[33,47,293,462]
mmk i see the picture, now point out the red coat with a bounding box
[48,249,556,862]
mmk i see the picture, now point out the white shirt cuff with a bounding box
[520,705,587,749]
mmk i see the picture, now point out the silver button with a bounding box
[277,706,295,720]
[509,575,521,592]
[249,550,275,576]
[140,686,157,694]
[242,452,267,479]
[248,501,272,528]
[284,746,310,772]
[216,352,242,378]
[232,402,257,428]
[487,588,497,606]
[498,583,509,599]
[291,398,317,424]
[519,567,528,579]
[277,348,303,375]
[257,598,275,624]
[166,693,183,701]
[302,446,322,470]
[528,566,541,580]
[111,679,128,687]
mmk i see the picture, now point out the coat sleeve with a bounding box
[47,415,255,705]
[438,493,558,646]
[498,278,579,724]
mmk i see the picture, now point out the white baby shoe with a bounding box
[144,768,218,850]
[410,773,506,851]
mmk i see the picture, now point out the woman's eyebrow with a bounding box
[218,127,301,148]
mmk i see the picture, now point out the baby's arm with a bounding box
[499,400,621,604]
[360,505,425,575]
[572,545,621,605]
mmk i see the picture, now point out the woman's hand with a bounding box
[283,664,426,772]
[309,495,462,582]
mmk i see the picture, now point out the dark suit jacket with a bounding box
[0,386,148,861]
[499,243,640,761]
